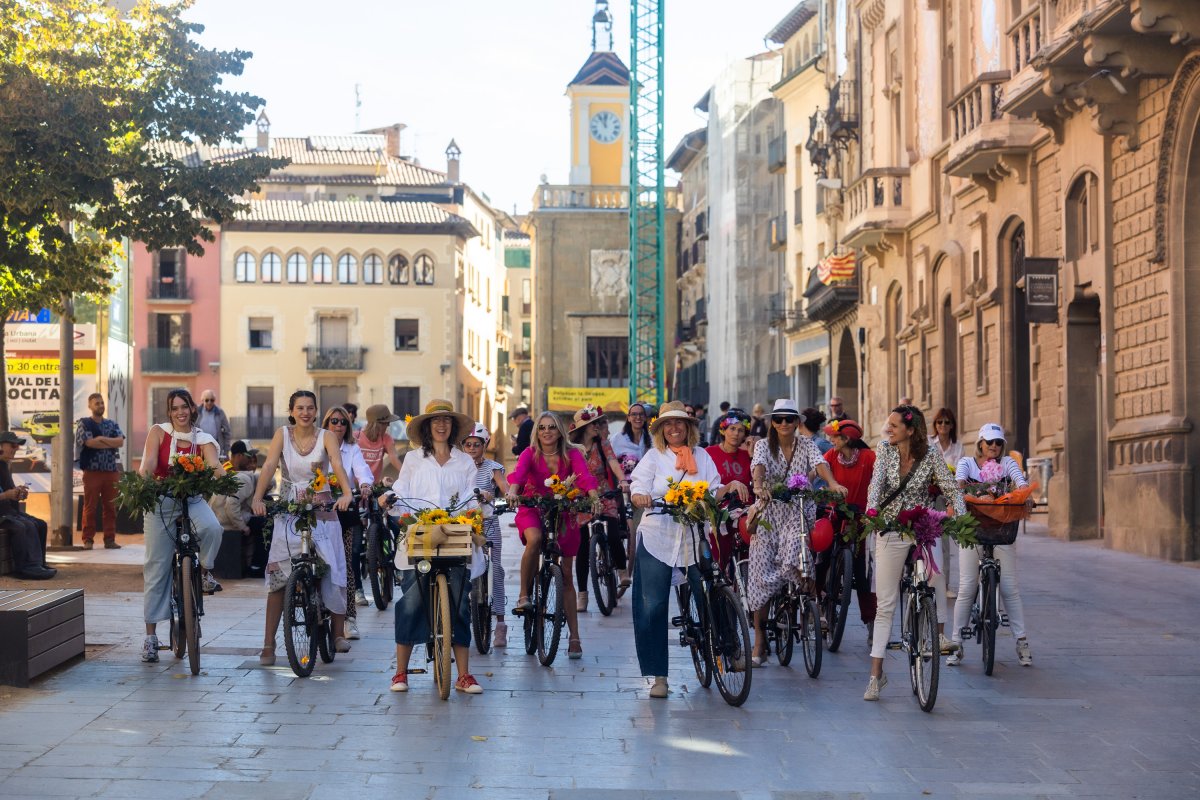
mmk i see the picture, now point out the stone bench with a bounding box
[0,588,85,686]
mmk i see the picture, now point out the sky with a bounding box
[183,0,790,214]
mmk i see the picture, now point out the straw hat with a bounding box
[407,399,473,447]
[568,404,607,438]
[364,404,400,425]
[649,400,699,435]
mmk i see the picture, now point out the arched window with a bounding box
[414,253,435,285]
[286,253,308,283]
[261,252,282,283]
[235,252,256,283]
[388,254,409,285]
[313,253,333,284]
[337,253,357,284]
[363,254,384,284]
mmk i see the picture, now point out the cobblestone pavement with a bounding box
[2,520,1198,799]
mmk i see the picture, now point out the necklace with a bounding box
[837,448,859,467]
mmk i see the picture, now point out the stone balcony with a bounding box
[532,184,681,211]
[945,72,1043,197]
[842,168,909,255]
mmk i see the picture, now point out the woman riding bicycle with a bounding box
[384,400,483,694]
[568,404,628,613]
[137,388,226,663]
[322,406,375,639]
[948,422,1032,667]
[250,391,356,666]
[704,410,752,571]
[748,399,847,666]
[629,401,748,699]
[863,405,964,701]
[505,411,599,660]
[462,423,511,648]
[610,402,651,587]
[819,419,877,642]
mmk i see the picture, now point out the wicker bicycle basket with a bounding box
[405,523,474,559]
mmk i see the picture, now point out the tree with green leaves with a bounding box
[0,0,287,428]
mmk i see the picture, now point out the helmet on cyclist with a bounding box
[464,422,490,446]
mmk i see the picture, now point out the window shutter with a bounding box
[151,250,161,285]
[146,313,158,348]
[181,312,192,349]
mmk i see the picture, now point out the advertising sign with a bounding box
[1024,258,1059,325]
[547,387,629,413]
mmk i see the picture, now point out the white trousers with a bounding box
[951,543,1026,641]
[870,532,947,660]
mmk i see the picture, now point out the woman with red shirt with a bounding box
[821,419,877,639]
[704,411,753,568]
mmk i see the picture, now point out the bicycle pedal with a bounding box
[886,640,904,650]
[408,668,427,674]
[670,615,685,628]
[1000,614,1010,627]
[959,626,973,639]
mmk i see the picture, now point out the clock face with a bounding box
[589,110,622,144]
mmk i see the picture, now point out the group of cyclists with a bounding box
[133,389,1033,705]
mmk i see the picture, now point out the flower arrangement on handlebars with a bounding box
[617,454,640,478]
[861,505,980,573]
[513,473,595,515]
[116,453,241,515]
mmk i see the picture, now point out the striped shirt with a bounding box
[474,458,503,517]
[954,455,1028,488]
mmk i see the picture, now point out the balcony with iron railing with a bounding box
[147,277,193,302]
[532,185,681,211]
[769,215,788,251]
[946,72,1042,186]
[304,346,366,371]
[825,78,859,145]
[843,168,909,253]
[1009,5,1043,75]
[767,134,787,174]
[141,347,199,374]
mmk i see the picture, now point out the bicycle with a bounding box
[161,494,205,676]
[586,489,632,616]
[656,500,754,707]
[959,520,1019,676]
[469,494,507,655]
[362,488,397,610]
[509,495,581,666]
[268,501,340,678]
[762,517,823,678]
[888,545,940,712]
[820,505,859,653]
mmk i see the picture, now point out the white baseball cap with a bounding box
[977,423,1006,443]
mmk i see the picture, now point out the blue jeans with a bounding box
[393,565,472,647]
[631,539,705,678]
[143,496,222,625]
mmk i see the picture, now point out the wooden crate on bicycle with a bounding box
[405,523,474,559]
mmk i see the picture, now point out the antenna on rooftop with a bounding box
[354,83,363,130]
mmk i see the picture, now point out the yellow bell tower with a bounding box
[567,1,629,186]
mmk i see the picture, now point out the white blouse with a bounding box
[929,435,964,470]
[387,448,481,574]
[630,446,723,569]
[339,441,374,488]
[611,430,650,460]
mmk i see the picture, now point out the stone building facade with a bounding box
[793,0,1199,560]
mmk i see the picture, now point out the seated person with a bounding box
[0,430,55,580]
[210,440,267,577]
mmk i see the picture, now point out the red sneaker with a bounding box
[455,674,483,694]
[389,671,409,692]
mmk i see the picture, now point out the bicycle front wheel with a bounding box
[283,569,317,677]
[431,573,453,701]
[590,526,617,616]
[800,598,822,678]
[708,584,753,707]
[774,597,795,667]
[366,521,391,610]
[678,583,712,687]
[827,547,854,652]
[912,595,939,712]
[169,564,185,660]
[981,567,998,676]
[181,558,201,675]
[536,563,565,666]
[471,566,493,655]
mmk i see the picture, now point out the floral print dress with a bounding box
[746,436,823,611]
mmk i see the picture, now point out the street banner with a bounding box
[547,387,629,413]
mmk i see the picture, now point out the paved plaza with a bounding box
[1,520,1198,799]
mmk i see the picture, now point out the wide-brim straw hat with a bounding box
[649,400,699,435]
[568,404,607,437]
[407,399,473,447]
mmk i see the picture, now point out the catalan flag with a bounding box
[818,250,856,285]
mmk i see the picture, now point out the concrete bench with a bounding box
[0,588,85,687]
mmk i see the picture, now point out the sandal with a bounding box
[512,596,531,615]
[567,638,583,660]
[259,648,276,666]
[334,637,352,653]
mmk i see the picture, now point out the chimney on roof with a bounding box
[256,111,271,151]
[358,123,406,157]
[445,139,462,184]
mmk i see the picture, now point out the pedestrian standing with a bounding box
[76,392,125,550]
[197,390,233,457]
[209,440,266,578]
[509,407,534,458]
[747,403,768,453]
[828,396,848,423]
[0,431,55,580]
[929,407,964,583]
[610,402,651,584]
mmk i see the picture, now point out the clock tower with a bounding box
[567,1,629,186]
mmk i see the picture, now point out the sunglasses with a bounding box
[935,419,952,426]
[982,438,1004,447]
[773,416,799,424]
[462,440,483,447]
[537,425,558,432]
[327,418,348,426]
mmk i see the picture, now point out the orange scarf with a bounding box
[668,444,698,476]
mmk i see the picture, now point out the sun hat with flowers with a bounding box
[568,403,607,437]
[823,418,864,440]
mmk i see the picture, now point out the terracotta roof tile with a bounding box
[234,200,466,227]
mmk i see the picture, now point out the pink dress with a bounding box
[507,447,597,557]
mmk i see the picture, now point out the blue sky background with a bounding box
[184,0,788,213]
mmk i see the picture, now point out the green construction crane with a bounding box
[628,0,665,407]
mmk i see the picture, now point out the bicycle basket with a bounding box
[973,520,1020,546]
[405,523,474,559]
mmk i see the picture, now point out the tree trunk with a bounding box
[0,316,7,431]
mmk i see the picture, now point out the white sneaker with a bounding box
[141,635,159,663]
[1016,638,1032,666]
[202,572,222,594]
[939,634,961,655]
[947,647,963,666]
[346,618,360,640]
[649,677,668,698]
[577,591,589,612]
[863,673,887,701]
[355,589,368,607]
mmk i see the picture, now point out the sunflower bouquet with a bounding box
[117,452,241,515]
[264,471,335,541]
[395,494,484,558]
[660,478,724,527]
